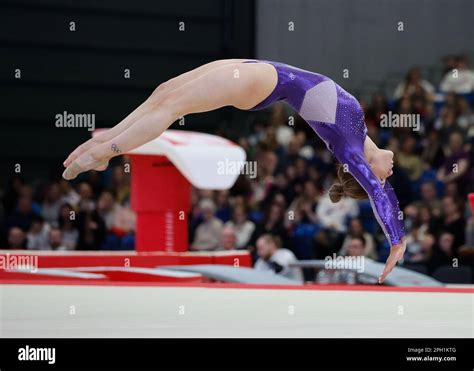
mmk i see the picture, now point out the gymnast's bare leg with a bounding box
[62,59,259,172]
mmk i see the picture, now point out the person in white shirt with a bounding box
[224,205,255,249]
[254,234,303,283]
[316,193,359,234]
[191,198,223,251]
[440,56,474,94]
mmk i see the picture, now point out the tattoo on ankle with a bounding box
[111,143,121,154]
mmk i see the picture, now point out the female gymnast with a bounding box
[62,59,406,283]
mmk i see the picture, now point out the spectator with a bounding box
[58,179,80,207]
[76,199,106,250]
[421,132,445,176]
[191,198,223,251]
[345,236,366,257]
[456,96,474,131]
[58,203,79,250]
[225,205,255,249]
[250,150,278,207]
[2,175,25,216]
[434,107,458,147]
[7,227,27,249]
[27,215,50,250]
[218,225,238,251]
[47,228,68,251]
[42,182,62,224]
[397,135,423,181]
[437,132,470,194]
[78,182,95,205]
[365,93,389,129]
[6,193,38,232]
[406,233,436,265]
[317,190,359,234]
[97,190,120,230]
[440,55,474,94]
[111,166,130,204]
[414,181,442,217]
[339,219,377,260]
[438,196,466,252]
[432,232,456,268]
[269,102,294,148]
[254,234,303,282]
[393,67,435,101]
[248,202,289,251]
[215,190,232,223]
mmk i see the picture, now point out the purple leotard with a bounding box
[244,59,405,246]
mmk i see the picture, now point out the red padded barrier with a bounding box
[0,250,251,269]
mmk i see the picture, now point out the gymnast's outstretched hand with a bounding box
[378,237,406,284]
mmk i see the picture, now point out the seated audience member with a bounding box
[225,205,255,249]
[27,215,50,250]
[6,193,39,232]
[339,219,377,260]
[439,55,474,94]
[406,233,436,265]
[345,236,366,257]
[58,203,79,250]
[248,202,289,253]
[254,234,303,283]
[58,179,80,208]
[76,199,106,250]
[409,181,442,217]
[426,232,457,272]
[397,135,423,181]
[393,67,435,101]
[437,132,470,194]
[191,198,223,251]
[42,182,62,224]
[7,227,27,249]
[439,196,466,252]
[215,190,232,223]
[317,191,359,234]
[47,228,68,251]
[218,225,238,251]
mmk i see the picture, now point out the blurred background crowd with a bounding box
[1,55,473,283]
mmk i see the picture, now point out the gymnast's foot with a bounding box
[63,137,105,168]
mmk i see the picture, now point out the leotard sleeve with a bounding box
[336,148,406,246]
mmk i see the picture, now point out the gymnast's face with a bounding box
[370,149,394,185]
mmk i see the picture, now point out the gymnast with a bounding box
[62,59,406,283]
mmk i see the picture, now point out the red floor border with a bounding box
[0,279,472,293]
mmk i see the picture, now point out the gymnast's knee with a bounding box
[150,80,174,101]
[149,93,182,120]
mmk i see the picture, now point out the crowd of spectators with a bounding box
[1,54,473,283]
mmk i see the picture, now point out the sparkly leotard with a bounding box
[244,60,405,246]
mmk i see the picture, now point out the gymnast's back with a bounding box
[244,59,367,154]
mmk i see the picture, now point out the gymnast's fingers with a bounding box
[378,253,397,283]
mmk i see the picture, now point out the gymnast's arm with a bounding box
[336,148,406,283]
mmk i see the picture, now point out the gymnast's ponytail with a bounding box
[329,164,368,203]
